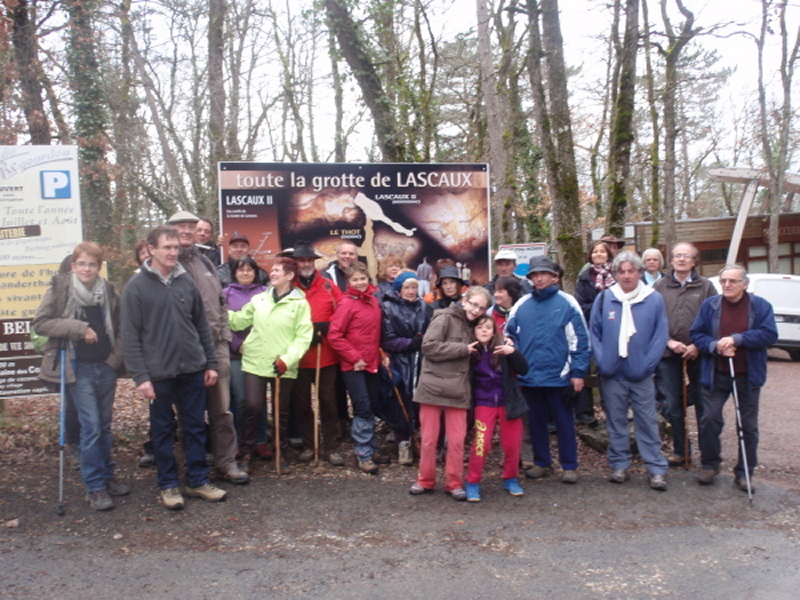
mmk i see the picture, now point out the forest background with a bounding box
[1,0,797,288]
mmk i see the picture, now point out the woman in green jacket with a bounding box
[229,257,313,474]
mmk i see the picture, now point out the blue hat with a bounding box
[392,271,419,292]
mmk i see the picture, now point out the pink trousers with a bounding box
[416,403,467,492]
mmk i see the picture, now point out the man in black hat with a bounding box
[217,232,269,288]
[282,241,346,466]
[506,256,590,484]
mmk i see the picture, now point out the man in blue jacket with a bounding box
[690,264,777,492]
[506,256,589,484]
[589,251,669,491]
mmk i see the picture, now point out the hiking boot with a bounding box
[398,441,414,466]
[409,482,433,495]
[697,467,719,486]
[278,461,293,475]
[254,442,273,461]
[561,469,578,484]
[372,450,390,464]
[609,469,630,484]
[298,449,314,463]
[184,483,227,502]
[328,452,345,467]
[359,459,379,474]
[649,473,667,491]
[222,465,250,485]
[524,465,553,479]
[667,453,689,467]
[106,478,130,496]
[503,478,524,496]
[466,482,481,502]
[86,489,114,511]
[68,445,82,471]
[160,487,184,510]
[138,453,155,468]
[448,488,467,501]
[734,476,755,494]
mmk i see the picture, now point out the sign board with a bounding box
[498,242,549,277]
[217,162,491,286]
[0,146,81,398]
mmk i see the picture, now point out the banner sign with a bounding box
[217,162,491,286]
[0,146,81,398]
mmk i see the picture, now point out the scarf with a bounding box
[609,281,653,358]
[591,263,615,291]
[64,273,115,347]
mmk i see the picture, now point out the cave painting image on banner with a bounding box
[218,163,490,285]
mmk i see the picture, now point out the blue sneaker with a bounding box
[503,478,524,496]
[466,482,481,502]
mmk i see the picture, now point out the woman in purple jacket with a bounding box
[223,255,267,458]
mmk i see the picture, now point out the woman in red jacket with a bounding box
[328,262,384,474]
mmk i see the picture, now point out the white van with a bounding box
[709,273,800,361]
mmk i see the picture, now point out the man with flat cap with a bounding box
[166,210,249,485]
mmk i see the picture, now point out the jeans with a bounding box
[151,372,209,489]
[521,386,578,471]
[699,373,760,477]
[657,356,703,457]
[600,375,668,475]
[342,370,381,461]
[68,361,118,491]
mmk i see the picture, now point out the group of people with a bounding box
[35,219,778,511]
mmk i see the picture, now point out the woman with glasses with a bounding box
[409,286,492,501]
[33,242,127,511]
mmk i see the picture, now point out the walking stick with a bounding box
[313,344,321,464]
[57,347,66,516]
[273,375,282,476]
[682,358,690,470]
[728,356,753,505]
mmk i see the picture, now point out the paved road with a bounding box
[1,355,799,599]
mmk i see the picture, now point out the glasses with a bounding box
[74,261,99,269]
[673,253,694,259]
[719,278,744,285]
[464,298,488,312]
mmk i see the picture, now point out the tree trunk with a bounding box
[526,0,583,290]
[660,0,695,252]
[64,0,114,249]
[641,0,661,247]
[606,0,638,237]
[207,0,227,216]
[324,0,405,161]
[9,0,51,144]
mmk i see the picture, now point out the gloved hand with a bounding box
[311,321,330,346]
[274,358,287,377]
[408,335,423,352]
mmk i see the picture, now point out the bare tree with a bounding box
[526,0,583,289]
[757,0,799,272]
[606,0,638,236]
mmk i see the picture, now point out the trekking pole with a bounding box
[728,356,753,505]
[57,347,66,516]
[274,375,282,476]
[682,358,690,470]
[313,344,321,464]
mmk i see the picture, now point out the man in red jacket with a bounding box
[282,241,345,466]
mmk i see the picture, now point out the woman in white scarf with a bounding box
[32,242,126,511]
